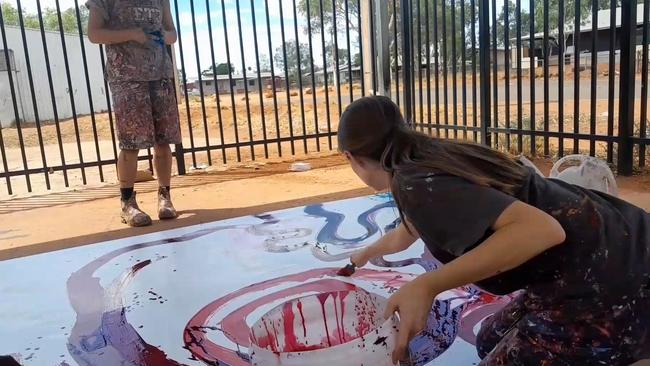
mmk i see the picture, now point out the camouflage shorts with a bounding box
[110,79,182,150]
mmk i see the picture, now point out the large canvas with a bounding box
[0,195,513,365]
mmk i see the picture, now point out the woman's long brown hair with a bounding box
[338,96,528,222]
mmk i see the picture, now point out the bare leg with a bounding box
[153,144,172,188]
[118,149,139,190]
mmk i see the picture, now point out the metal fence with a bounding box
[401,0,650,176]
[0,0,648,197]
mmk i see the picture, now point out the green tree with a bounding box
[297,0,359,34]
[259,54,271,73]
[274,41,311,84]
[324,44,349,65]
[1,3,88,34]
[202,63,235,76]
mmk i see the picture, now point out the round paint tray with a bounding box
[249,289,398,366]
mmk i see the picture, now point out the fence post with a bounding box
[372,0,391,97]
[617,0,637,175]
[478,0,491,146]
[401,0,414,125]
[168,44,186,176]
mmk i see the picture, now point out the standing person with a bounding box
[339,96,650,365]
[87,0,180,227]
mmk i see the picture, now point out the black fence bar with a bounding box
[410,0,417,119]
[640,0,649,167]
[528,0,535,155]
[0,5,11,194]
[606,0,616,163]
[441,0,449,137]
[205,0,227,164]
[235,0,256,159]
[55,0,86,186]
[417,0,424,131]
[369,0,377,95]
[392,0,400,108]
[451,0,458,139]
[73,0,104,182]
[401,0,414,124]
[174,0,198,166]
[573,0,581,154]
[491,0,498,146]
[17,0,51,189]
[219,0,241,162]
[358,0,366,96]
[99,46,119,165]
[0,4,31,192]
[333,0,344,116]
[264,0,283,156]
[425,0,432,134]
[618,0,637,175]
[291,0,309,154]
[344,0,354,102]
[516,0,523,152]
[471,0,478,142]
[589,0,598,157]
[479,0,491,145]
[542,0,549,156]
[36,0,69,187]
[504,0,510,150]
[305,0,320,152]
[434,0,441,137]
[558,0,565,157]
[13,0,48,191]
[146,148,153,172]
[279,0,296,155]
[461,0,467,140]
[251,0,269,158]
[319,0,333,150]
[304,0,325,151]
[190,0,212,165]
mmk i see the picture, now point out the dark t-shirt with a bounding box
[396,167,650,298]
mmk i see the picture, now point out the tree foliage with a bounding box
[202,63,235,76]
[274,41,311,83]
[1,3,88,35]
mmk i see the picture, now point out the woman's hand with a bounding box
[384,277,438,364]
[350,248,371,268]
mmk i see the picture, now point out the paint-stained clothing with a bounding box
[110,79,181,150]
[86,0,180,150]
[395,166,650,365]
[85,0,174,82]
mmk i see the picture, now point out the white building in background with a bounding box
[0,26,108,128]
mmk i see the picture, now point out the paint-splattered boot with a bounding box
[158,187,178,220]
[121,192,152,227]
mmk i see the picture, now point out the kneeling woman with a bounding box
[339,96,649,365]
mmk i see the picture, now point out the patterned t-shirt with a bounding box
[86,0,174,82]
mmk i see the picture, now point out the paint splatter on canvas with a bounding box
[0,194,514,365]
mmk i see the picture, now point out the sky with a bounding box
[9,0,524,79]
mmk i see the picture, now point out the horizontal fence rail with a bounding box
[0,0,648,197]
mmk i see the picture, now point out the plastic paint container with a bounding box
[249,290,399,366]
[289,162,312,172]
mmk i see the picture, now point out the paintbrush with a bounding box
[337,260,357,277]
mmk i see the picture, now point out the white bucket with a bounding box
[249,290,399,366]
[550,154,618,196]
